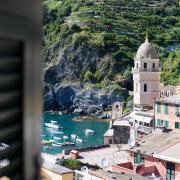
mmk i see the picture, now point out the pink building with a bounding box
[154,94,180,130]
[112,132,180,180]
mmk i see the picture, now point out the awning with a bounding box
[135,115,152,124]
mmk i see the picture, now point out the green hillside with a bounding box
[43,0,180,85]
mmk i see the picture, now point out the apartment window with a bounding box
[134,153,139,164]
[156,119,162,126]
[157,104,161,113]
[164,120,169,129]
[164,104,169,115]
[167,162,175,180]
[140,155,145,164]
[175,106,180,117]
[175,122,180,129]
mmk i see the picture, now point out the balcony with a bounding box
[132,67,161,73]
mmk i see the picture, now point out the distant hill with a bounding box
[42,0,180,111]
[43,0,179,86]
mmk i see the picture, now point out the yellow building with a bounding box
[41,161,74,180]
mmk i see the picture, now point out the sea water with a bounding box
[42,112,109,154]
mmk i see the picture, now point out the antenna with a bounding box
[100,158,109,169]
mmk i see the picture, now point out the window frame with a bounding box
[0,5,42,179]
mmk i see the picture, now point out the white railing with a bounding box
[74,170,102,180]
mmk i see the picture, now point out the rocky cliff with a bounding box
[44,83,128,113]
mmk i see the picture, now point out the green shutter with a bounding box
[156,119,161,126]
[175,122,180,129]
[157,104,161,113]
[140,155,144,164]
[164,104,168,115]
[134,153,139,164]
[164,120,169,129]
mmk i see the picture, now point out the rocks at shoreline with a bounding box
[44,83,128,114]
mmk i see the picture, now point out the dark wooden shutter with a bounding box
[0,39,23,179]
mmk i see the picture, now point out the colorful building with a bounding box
[154,94,180,130]
[112,132,180,180]
[41,161,74,180]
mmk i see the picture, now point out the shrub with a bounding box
[62,159,81,170]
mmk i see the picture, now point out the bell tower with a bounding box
[132,38,161,107]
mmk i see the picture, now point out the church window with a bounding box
[136,83,138,92]
[136,63,138,69]
[144,84,147,92]
[144,63,147,69]
[152,63,155,68]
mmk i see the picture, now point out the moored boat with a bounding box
[71,134,77,139]
[54,137,62,141]
[85,129,95,135]
[63,135,69,140]
[76,138,83,143]
[45,123,59,129]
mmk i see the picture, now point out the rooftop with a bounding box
[104,128,114,137]
[42,161,73,175]
[154,141,180,163]
[156,94,180,104]
[113,120,130,126]
[129,132,180,155]
[136,38,158,60]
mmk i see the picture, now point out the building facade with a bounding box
[132,38,160,107]
[112,133,180,180]
[154,94,180,130]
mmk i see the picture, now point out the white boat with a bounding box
[71,134,77,139]
[45,123,59,129]
[49,140,56,143]
[76,138,83,143]
[63,135,69,140]
[50,120,58,124]
[51,130,63,134]
[54,137,61,141]
[85,129,95,135]
[59,111,63,115]
[52,143,62,147]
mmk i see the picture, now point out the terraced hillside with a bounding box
[43,0,179,85]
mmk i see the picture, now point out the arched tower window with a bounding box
[136,63,138,69]
[144,84,147,92]
[144,63,147,69]
[136,83,138,92]
[152,63,155,69]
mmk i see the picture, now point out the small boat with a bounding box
[49,140,57,143]
[45,123,59,129]
[41,140,52,146]
[65,142,75,146]
[54,137,61,141]
[52,143,62,147]
[50,130,63,134]
[71,134,77,139]
[85,129,95,135]
[63,135,69,140]
[59,111,63,115]
[76,138,83,143]
[50,120,58,124]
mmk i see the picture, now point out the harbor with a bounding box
[42,112,109,154]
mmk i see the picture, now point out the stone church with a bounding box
[132,38,161,107]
